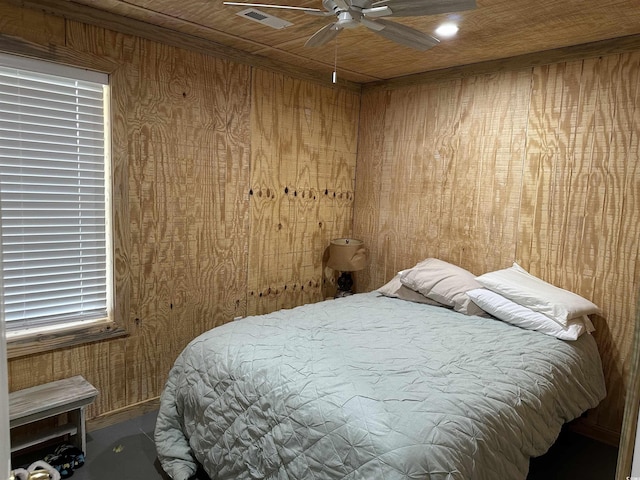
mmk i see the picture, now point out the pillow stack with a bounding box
[377,259,599,341]
[470,263,599,341]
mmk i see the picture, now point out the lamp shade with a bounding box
[327,238,369,272]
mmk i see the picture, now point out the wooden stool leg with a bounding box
[68,408,87,453]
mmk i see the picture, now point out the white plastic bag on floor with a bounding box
[11,460,61,480]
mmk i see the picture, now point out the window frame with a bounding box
[0,53,125,358]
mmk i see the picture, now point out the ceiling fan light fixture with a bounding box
[435,22,459,38]
[225,0,474,49]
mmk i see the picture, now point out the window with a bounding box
[0,53,111,334]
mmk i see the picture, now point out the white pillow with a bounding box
[400,258,487,316]
[474,263,599,326]
[466,288,592,341]
[377,274,443,306]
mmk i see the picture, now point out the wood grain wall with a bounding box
[355,55,640,440]
[0,2,359,425]
[248,70,359,314]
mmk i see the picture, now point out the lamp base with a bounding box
[336,271,354,297]
[335,290,353,298]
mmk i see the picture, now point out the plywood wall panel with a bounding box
[107,338,127,411]
[381,85,431,276]
[353,88,388,290]
[0,2,65,46]
[360,70,531,283]
[248,69,359,315]
[52,343,113,419]
[7,354,54,392]
[356,52,640,439]
[444,72,528,273]
[587,52,640,430]
[519,62,583,280]
[515,54,640,434]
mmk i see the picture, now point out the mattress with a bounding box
[155,292,606,480]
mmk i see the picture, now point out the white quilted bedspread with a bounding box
[155,293,606,480]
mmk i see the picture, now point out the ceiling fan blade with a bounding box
[223,1,324,13]
[362,5,392,17]
[360,17,384,31]
[370,0,476,17]
[305,23,341,47]
[305,10,335,16]
[365,18,439,50]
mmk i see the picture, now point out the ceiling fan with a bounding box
[223,0,476,51]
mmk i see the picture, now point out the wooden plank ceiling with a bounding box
[32,0,640,83]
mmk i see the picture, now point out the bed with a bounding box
[155,288,606,480]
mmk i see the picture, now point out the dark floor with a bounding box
[13,411,618,479]
[527,427,619,480]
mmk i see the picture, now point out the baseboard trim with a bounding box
[568,418,621,448]
[87,397,160,432]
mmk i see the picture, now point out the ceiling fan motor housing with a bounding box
[322,0,343,14]
[337,10,361,28]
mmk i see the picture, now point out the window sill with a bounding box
[6,319,128,359]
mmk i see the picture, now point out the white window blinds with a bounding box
[0,54,110,331]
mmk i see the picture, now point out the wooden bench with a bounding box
[9,376,98,454]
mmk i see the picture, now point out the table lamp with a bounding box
[327,238,369,297]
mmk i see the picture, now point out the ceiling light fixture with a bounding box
[435,22,459,38]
